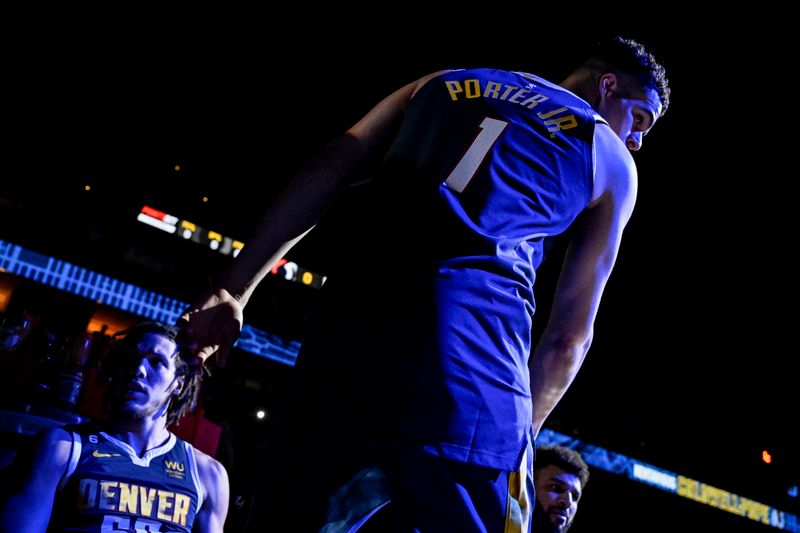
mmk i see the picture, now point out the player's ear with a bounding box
[598,73,619,99]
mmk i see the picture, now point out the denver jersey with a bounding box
[292,68,603,471]
[51,423,202,532]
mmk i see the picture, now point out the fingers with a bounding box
[177,293,243,367]
[195,344,219,365]
[216,343,231,368]
[178,305,200,327]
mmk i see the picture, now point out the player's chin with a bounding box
[113,398,150,418]
[550,513,569,528]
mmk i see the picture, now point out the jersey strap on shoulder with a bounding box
[57,430,82,492]
[592,112,609,126]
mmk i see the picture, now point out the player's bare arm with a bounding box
[530,123,637,437]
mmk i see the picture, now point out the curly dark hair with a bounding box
[101,321,202,426]
[535,445,590,489]
[582,36,671,116]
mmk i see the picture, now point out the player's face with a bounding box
[599,84,662,152]
[534,465,582,532]
[109,333,182,421]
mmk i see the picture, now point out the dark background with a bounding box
[2,14,796,531]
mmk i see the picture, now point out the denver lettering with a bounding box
[77,478,191,526]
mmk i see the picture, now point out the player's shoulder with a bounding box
[592,123,637,202]
[411,69,457,97]
[29,426,74,467]
[36,425,73,446]
[192,447,228,499]
[192,447,227,482]
[594,123,636,175]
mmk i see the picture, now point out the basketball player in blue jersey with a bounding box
[0,322,229,532]
[180,37,670,531]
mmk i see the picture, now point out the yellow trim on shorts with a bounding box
[504,446,531,533]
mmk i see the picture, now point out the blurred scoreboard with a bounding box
[137,205,326,289]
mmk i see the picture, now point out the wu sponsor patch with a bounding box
[165,460,185,480]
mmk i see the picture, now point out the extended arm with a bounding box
[193,453,230,533]
[0,428,73,533]
[182,72,448,364]
[530,124,637,438]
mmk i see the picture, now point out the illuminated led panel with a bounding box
[0,240,300,365]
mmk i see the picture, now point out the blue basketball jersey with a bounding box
[51,424,202,532]
[294,68,603,471]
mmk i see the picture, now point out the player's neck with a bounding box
[104,417,172,458]
[560,72,598,108]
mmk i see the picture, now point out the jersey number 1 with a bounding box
[445,117,508,193]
